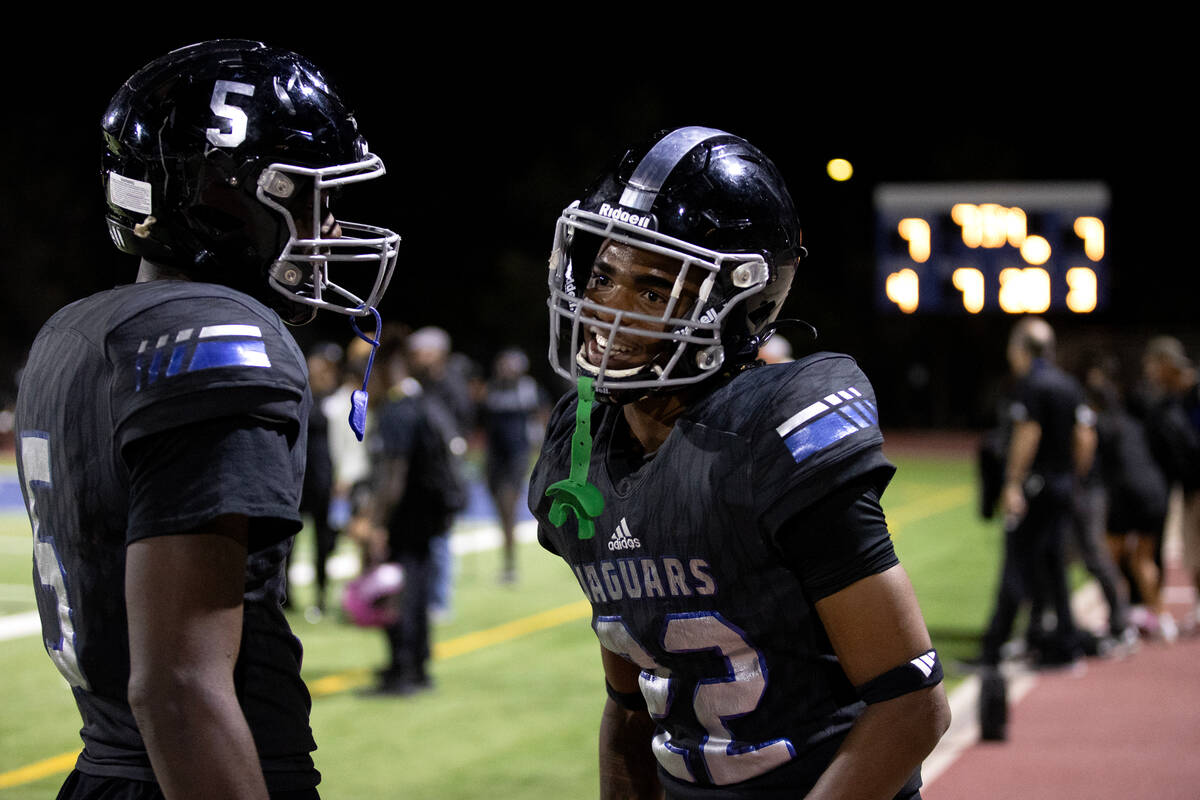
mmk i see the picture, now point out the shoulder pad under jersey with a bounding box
[105,283,308,450]
[728,353,895,532]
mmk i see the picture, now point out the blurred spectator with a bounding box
[1061,353,1130,644]
[481,348,546,583]
[979,318,1096,668]
[353,330,466,694]
[1142,335,1200,630]
[758,333,794,364]
[408,326,477,439]
[321,335,378,577]
[295,342,343,621]
[1084,358,1171,642]
[977,319,1097,741]
[407,327,473,622]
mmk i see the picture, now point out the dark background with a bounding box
[1,20,1187,429]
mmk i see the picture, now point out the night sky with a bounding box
[2,21,1185,427]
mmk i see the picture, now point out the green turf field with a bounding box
[0,453,1001,798]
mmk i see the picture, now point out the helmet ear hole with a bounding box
[188,204,246,234]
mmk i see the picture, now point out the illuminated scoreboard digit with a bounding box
[874,182,1109,314]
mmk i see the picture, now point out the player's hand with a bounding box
[1002,481,1026,520]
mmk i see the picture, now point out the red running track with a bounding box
[925,523,1199,800]
[926,634,1200,799]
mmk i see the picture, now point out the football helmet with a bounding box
[548,126,802,399]
[101,40,399,323]
[341,563,406,628]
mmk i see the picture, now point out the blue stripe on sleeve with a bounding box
[188,340,271,372]
[784,412,863,463]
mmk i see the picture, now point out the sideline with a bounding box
[924,495,1193,788]
[1,486,975,790]
[0,479,963,644]
[0,597,592,791]
[0,520,544,644]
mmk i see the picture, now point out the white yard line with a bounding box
[2,520,539,642]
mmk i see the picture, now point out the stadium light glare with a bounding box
[826,158,853,182]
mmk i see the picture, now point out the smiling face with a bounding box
[580,240,705,374]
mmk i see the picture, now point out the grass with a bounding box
[0,451,1000,798]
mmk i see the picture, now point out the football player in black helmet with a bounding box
[102,39,399,324]
[531,127,950,799]
[15,40,398,799]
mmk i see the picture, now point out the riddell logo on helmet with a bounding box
[599,203,652,229]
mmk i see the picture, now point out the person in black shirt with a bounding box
[406,326,472,622]
[354,331,465,694]
[15,41,398,799]
[978,319,1096,688]
[483,348,545,583]
[1085,361,1170,640]
[295,343,344,621]
[1142,335,1200,632]
[530,127,949,799]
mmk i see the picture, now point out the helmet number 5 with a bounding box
[207,80,255,148]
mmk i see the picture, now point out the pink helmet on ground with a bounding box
[341,562,406,627]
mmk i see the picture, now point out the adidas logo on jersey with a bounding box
[608,518,641,551]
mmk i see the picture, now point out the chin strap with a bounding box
[762,318,818,344]
[347,307,382,441]
[546,376,605,539]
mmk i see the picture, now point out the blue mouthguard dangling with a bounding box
[347,306,382,441]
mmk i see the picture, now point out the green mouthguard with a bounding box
[546,376,605,539]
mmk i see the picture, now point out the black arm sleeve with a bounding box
[775,482,900,601]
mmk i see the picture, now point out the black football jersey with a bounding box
[530,353,906,797]
[14,281,319,790]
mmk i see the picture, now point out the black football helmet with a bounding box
[548,126,802,399]
[101,40,399,322]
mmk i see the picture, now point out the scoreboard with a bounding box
[874,182,1109,314]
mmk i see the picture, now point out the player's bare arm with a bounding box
[807,565,951,800]
[125,514,269,800]
[1003,419,1042,518]
[1073,419,1097,477]
[352,455,410,564]
[599,646,664,800]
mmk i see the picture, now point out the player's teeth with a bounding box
[594,332,635,354]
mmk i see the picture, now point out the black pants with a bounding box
[384,552,431,682]
[1070,482,1127,635]
[981,477,1079,665]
